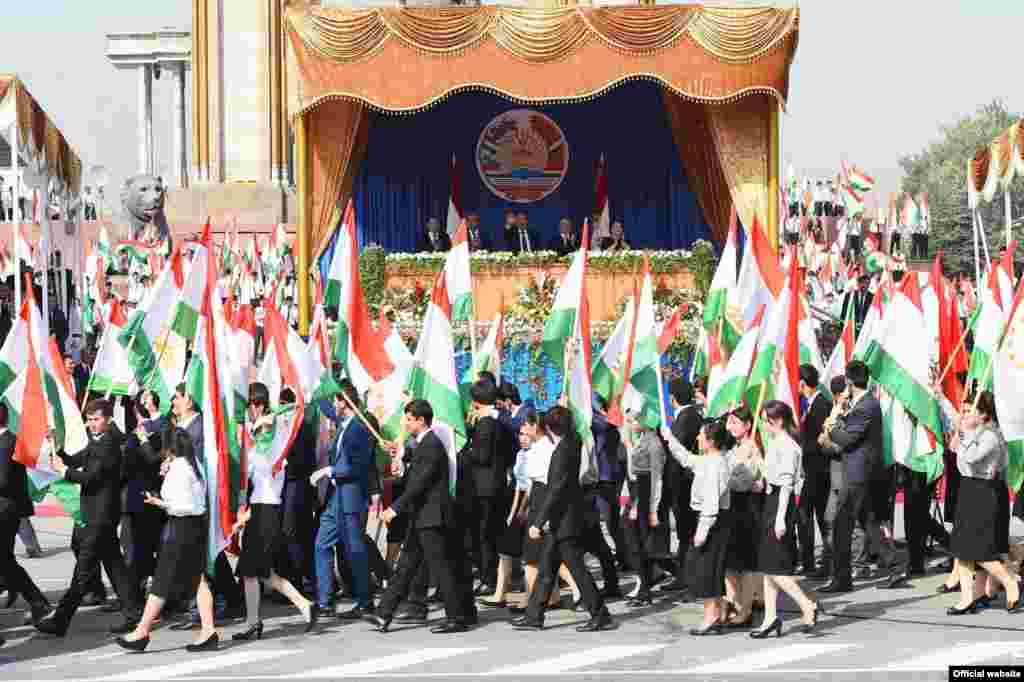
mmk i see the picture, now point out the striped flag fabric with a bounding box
[592,293,634,405]
[592,154,611,243]
[703,206,741,355]
[622,256,663,429]
[994,275,1024,491]
[446,220,473,323]
[735,214,784,329]
[87,297,134,396]
[705,305,764,419]
[406,269,465,495]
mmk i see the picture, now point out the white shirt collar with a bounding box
[178,412,198,430]
[416,429,430,444]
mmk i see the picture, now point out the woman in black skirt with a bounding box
[115,429,214,652]
[621,417,668,607]
[685,420,733,635]
[751,402,819,638]
[723,407,765,627]
[232,385,315,640]
[946,392,1019,614]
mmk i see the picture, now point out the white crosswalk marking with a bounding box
[684,643,856,674]
[494,646,668,675]
[285,648,484,678]
[97,649,294,681]
[885,642,1024,671]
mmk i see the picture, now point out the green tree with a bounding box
[898,99,1021,273]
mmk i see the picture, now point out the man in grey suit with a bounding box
[818,361,884,593]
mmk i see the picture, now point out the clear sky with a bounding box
[1,0,1021,215]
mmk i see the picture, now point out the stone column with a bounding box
[138,64,151,174]
[145,64,155,175]
[172,61,187,188]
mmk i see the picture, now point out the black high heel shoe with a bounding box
[304,605,319,633]
[749,618,783,638]
[232,622,263,641]
[186,632,219,652]
[946,602,977,616]
[800,602,820,634]
[115,635,150,652]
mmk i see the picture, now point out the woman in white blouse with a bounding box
[115,429,214,652]
[946,392,1020,614]
[722,407,765,628]
[751,401,819,638]
[231,387,315,641]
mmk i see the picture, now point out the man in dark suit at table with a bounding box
[0,403,51,638]
[549,218,579,257]
[506,211,538,254]
[797,364,833,577]
[465,212,490,252]
[36,399,143,636]
[818,360,883,594]
[310,381,374,619]
[368,399,470,633]
[513,407,613,631]
[417,218,451,253]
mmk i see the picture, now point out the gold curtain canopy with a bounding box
[0,75,83,193]
[285,4,798,117]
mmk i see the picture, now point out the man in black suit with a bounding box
[465,381,507,594]
[818,361,883,593]
[120,390,168,590]
[512,407,613,631]
[841,275,873,336]
[417,218,451,253]
[549,218,579,257]
[663,378,702,591]
[465,212,490,252]
[505,211,538,254]
[37,399,143,636]
[368,399,469,633]
[277,388,317,597]
[796,365,832,577]
[0,403,51,634]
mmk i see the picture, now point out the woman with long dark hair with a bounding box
[945,392,1020,614]
[115,429,215,652]
[751,401,819,638]
[620,415,668,607]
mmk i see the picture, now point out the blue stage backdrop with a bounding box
[349,80,712,255]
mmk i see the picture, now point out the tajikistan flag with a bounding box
[994,277,1024,491]
[735,214,784,329]
[407,270,465,494]
[862,271,944,482]
[705,305,764,419]
[541,220,595,450]
[823,298,855,389]
[367,314,416,442]
[592,294,634,405]
[185,232,246,569]
[622,256,664,429]
[118,244,188,413]
[0,282,89,522]
[329,200,394,394]
[703,206,741,355]
[747,256,803,414]
[466,307,504,385]
[446,220,473,322]
[87,297,134,396]
[967,267,1005,391]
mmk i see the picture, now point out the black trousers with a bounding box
[471,496,503,588]
[830,483,869,584]
[526,534,604,623]
[55,523,141,625]
[911,234,929,259]
[581,487,618,589]
[900,465,931,571]
[847,235,863,260]
[71,524,108,599]
[0,517,47,609]
[378,527,465,623]
[595,480,625,557]
[120,510,163,581]
[798,469,831,569]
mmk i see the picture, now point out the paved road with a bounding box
[4,517,1024,681]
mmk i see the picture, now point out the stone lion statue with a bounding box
[121,174,170,245]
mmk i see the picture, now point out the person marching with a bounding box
[751,401,819,638]
[115,429,215,652]
[232,383,316,640]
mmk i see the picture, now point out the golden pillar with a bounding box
[295,111,311,336]
[767,102,780,251]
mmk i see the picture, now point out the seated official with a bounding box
[506,212,539,254]
[599,222,630,252]
[465,212,490,252]
[417,218,451,253]
[548,218,579,257]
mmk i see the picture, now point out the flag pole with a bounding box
[337,389,390,449]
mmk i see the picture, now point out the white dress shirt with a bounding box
[248,452,286,505]
[526,437,556,486]
[160,458,207,517]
